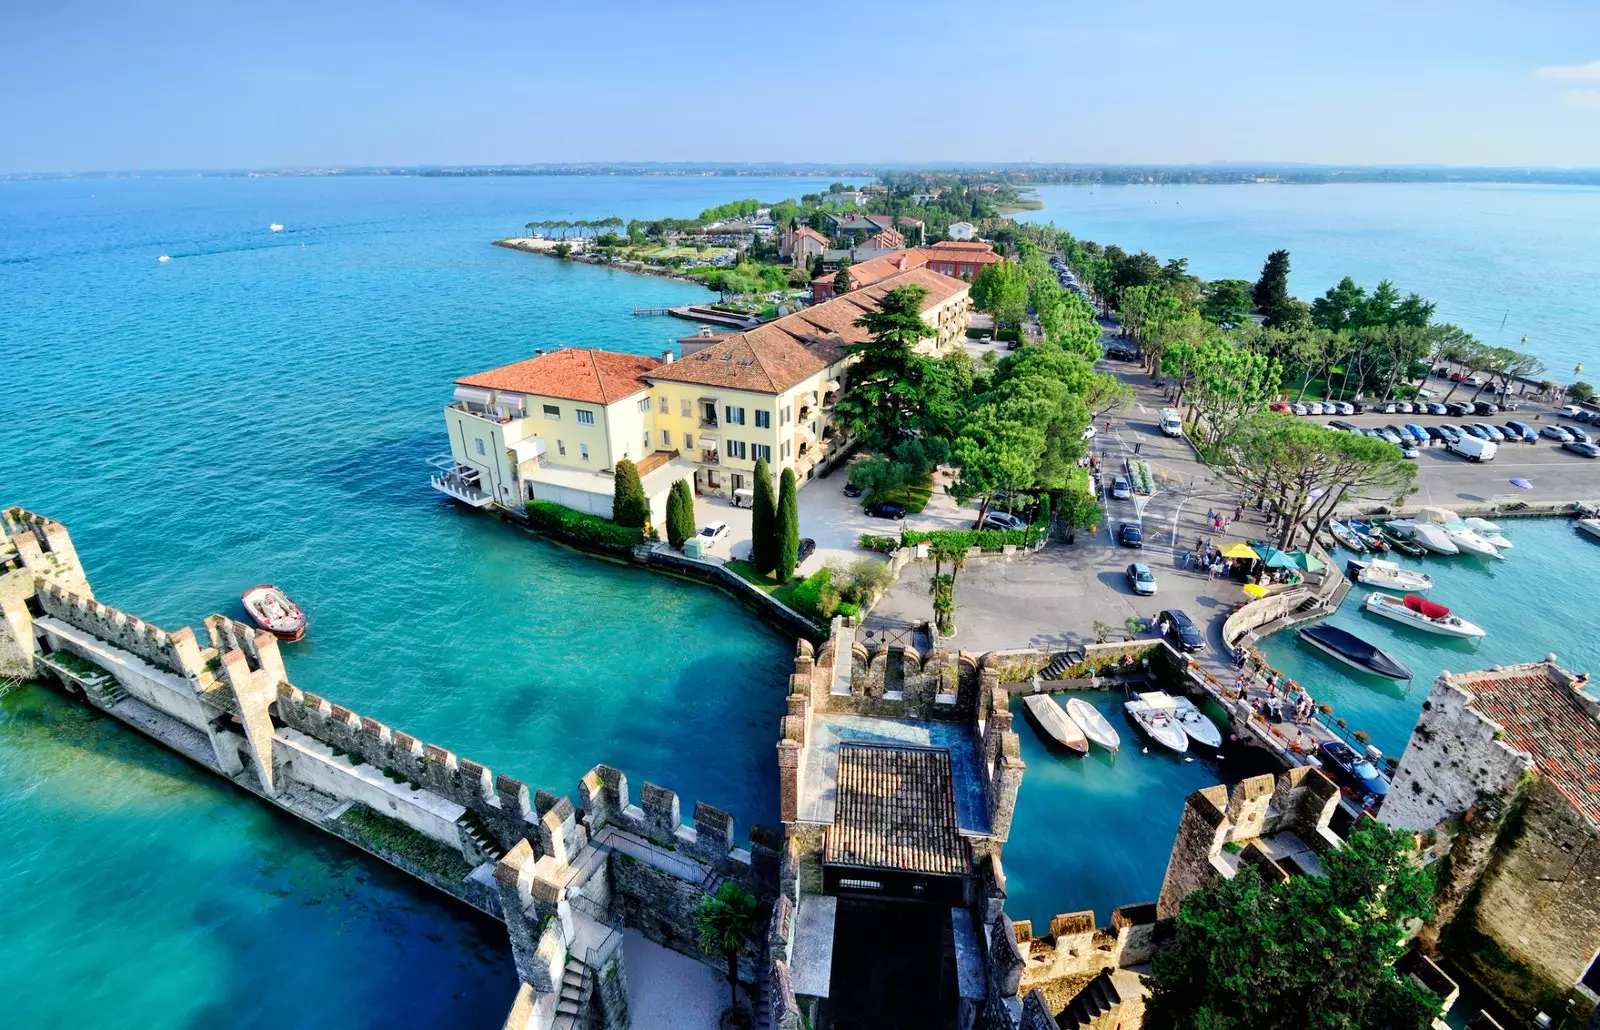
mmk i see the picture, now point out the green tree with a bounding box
[776,468,800,582]
[830,285,943,450]
[695,882,766,1024]
[1143,821,1440,1030]
[666,478,696,548]
[833,260,853,295]
[1570,381,1596,404]
[970,260,1030,329]
[1311,276,1367,332]
[1200,279,1253,326]
[611,458,650,529]
[950,397,1046,526]
[1252,248,1293,325]
[751,457,777,574]
[552,241,572,260]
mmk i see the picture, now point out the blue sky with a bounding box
[3,0,1599,172]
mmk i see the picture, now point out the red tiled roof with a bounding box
[1458,665,1600,826]
[457,348,659,404]
[814,244,1000,290]
[792,226,828,244]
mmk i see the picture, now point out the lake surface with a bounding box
[1019,182,1600,377]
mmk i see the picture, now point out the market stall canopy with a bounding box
[1220,542,1260,560]
[1242,583,1268,598]
[1261,548,1298,569]
[1290,550,1325,572]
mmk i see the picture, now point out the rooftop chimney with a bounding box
[662,350,675,364]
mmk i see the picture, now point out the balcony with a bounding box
[449,400,524,426]
[427,454,494,508]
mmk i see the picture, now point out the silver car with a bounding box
[1126,563,1158,595]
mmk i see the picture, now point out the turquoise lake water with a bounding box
[4,176,1598,1023]
[1019,182,1600,376]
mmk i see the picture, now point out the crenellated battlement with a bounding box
[1008,902,1163,989]
[34,581,205,677]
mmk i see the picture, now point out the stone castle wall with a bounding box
[1,508,94,679]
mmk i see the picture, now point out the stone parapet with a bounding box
[35,581,204,678]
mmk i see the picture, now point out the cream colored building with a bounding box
[431,265,973,513]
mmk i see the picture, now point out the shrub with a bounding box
[840,558,896,607]
[788,568,834,618]
[666,478,696,548]
[611,459,650,529]
[836,601,861,619]
[526,500,642,549]
[903,528,1028,551]
[859,534,900,553]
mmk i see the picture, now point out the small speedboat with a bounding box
[1297,623,1413,680]
[1023,694,1088,755]
[269,223,284,232]
[1347,558,1433,592]
[1346,520,1389,552]
[241,584,306,641]
[1387,519,1459,555]
[157,254,172,263]
[1461,518,1513,549]
[1327,521,1367,552]
[1376,529,1428,558]
[1124,692,1189,753]
[1065,697,1120,752]
[1577,518,1600,542]
[1445,527,1503,560]
[1364,592,1485,638]
[1173,697,1223,748]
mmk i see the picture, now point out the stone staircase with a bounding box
[551,957,590,1030]
[457,810,504,862]
[1040,649,1085,680]
[1057,968,1122,1027]
[754,970,773,1030]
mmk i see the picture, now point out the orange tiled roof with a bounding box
[793,226,829,244]
[457,348,659,404]
[1457,664,1600,826]
[814,244,999,289]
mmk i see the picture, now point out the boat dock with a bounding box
[632,305,761,330]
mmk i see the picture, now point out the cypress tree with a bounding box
[667,479,696,548]
[751,457,777,574]
[834,261,853,295]
[777,468,800,582]
[611,458,649,529]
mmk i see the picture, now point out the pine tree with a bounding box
[1252,249,1292,315]
[666,479,696,548]
[833,261,853,295]
[777,468,800,582]
[611,458,649,528]
[751,457,777,574]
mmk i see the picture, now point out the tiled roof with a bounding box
[1457,664,1600,825]
[792,226,828,244]
[457,348,659,404]
[825,744,968,875]
[816,244,999,290]
[646,268,967,393]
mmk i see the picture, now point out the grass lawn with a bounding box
[865,471,934,514]
[726,559,801,608]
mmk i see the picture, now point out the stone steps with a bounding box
[551,957,590,1030]
[456,810,504,862]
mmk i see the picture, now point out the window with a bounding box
[643,431,650,450]
[781,405,792,425]
[755,410,770,429]
[725,405,745,426]
[661,430,672,448]
[576,409,596,426]
[681,399,691,417]
[658,396,669,414]
[638,397,651,413]
[543,404,560,420]
[557,440,566,456]
[781,441,791,459]
[727,440,747,460]
[474,438,486,456]
[754,444,771,462]
[580,443,590,462]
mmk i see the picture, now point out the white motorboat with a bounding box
[1173,697,1223,748]
[1364,592,1486,638]
[157,254,171,263]
[269,223,284,232]
[1327,521,1367,552]
[1577,518,1600,542]
[1387,519,1459,555]
[1462,518,1513,549]
[1065,697,1121,752]
[1023,694,1088,755]
[1123,692,1189,753]
[1346,558,1433,592]
[1445,527,1503,560]
[1463,516,1501,532]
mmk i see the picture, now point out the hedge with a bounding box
[525,499,643,549]
[858,534,899,553]
[902,528,1031,551]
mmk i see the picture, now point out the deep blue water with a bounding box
[0,175,823,1027]
[1020,182,1600,377]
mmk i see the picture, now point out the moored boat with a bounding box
[1445,527,1503,560]
[241,584,306,641]
[1386,519,1459,555]
[1462,517,1513,550]
[1327,521,1367,552]
[1346,558,1434,592]
[1346,520,1389,551]
[1173,697,1223,748]
[1577,518,1600,542]
[1123,692,1189,753]
[1296,622,1413,680]
[1065,697,1121,752]
[1363,592,1485,638]
[1023,693,1088,755]
[1374,526,1428,557]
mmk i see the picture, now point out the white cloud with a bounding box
[1560,88,1600,108]
[1534,60,1600,80]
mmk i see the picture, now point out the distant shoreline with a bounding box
[492,237,712,288]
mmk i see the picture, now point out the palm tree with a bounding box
[696,882,765,1024]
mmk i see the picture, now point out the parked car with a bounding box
[1402,423,1428,442]
[1472,423,1506,442]
[1375,402,1398,414]
[1349,400,1366,414]
[1436,424,1463,443]
[1327,420,1357,433]
[1561,404,1585,418]
[1424,402,1448,415]
[1504,421,1536,442]
[1156,609,1205,653]
[1317,740,1389,808]
[1118,522,1143,548]
[1460,424,1489,440]
[1542,424,1575,442]
[1445,402,1475,417]
[864,501,906,520]
[1433,366,1453,378]
[1401,444,1419,459]
[983,511,1029,531]
[697,522,730,546]
[842,481,863,498]
[1376,427,1404,445]
[1290,402,1308,415]
[1568,426,1592,444]
[1578,410,1599,423]
[1111,476,1132,500]
[1424,426,1449,443]
[797,538,816,563]
[1448,436,1497,462]
[1564,441,1600,458]
[1125,562,1157,595]
[1305,402,1325,415]
[1332,401,1355,415]
[1395,401,1414,414]
[1269,401,1292,414]
[1384,424,1411,442]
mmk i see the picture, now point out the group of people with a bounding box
[1184,540,1236,580]
[1233,665,1321,751]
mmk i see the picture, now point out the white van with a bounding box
[1448,435,1497,462]
[1160,408,1184,437]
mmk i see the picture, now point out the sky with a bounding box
[3,0,1600,173]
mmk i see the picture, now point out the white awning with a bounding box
[697,434,720,447]
[494,391,527,410]
[453,385,494,405]
[797,424,818,442]
[824,379,842,393]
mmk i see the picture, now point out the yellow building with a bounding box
[431,265,972,512]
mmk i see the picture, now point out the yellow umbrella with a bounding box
[1220,542,1261,560]
[1242,583,1267,599]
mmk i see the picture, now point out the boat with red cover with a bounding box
[241,584,307,641]
[1362,591,1485,639]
